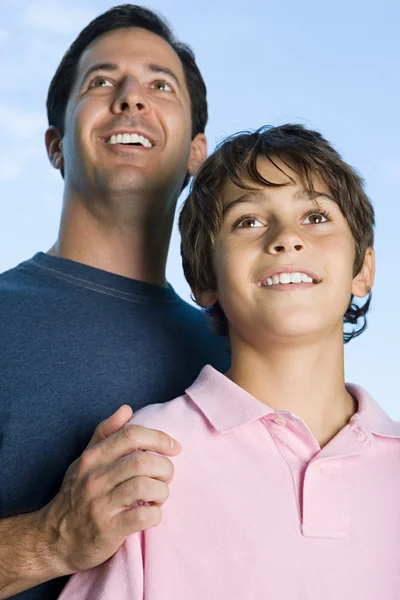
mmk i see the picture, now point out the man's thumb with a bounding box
[87,405,133,448]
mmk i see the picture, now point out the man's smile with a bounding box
[104,130,154,148]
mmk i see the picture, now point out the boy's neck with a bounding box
[227,332,357,449]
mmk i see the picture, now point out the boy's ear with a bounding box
[187,133,207,177]
[352,247,375,298]
[45,126,64,170]
[193,287,218,308]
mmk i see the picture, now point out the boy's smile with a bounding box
[258,265,321,291]
[199,154,373,345]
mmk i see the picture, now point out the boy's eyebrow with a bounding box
[79,62,181,90]
[222,189,336,217]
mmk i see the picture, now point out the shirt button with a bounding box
[273,417,287,426]
[352,427,366,442]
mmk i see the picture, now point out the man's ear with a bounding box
[187,133,207,177]
[45,126,64,170]
[352,247,375,298]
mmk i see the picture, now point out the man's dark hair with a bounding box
[179,124,375,344]
[46,4,207,149]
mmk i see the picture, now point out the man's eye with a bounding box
[152,80,173,92]
[303,212,330,225]
[90,78,113,88]
[235,217,264,228]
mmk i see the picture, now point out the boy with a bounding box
[59,124,400,599]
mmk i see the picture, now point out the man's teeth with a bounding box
[264,272,314,286]
[109,133,152,147]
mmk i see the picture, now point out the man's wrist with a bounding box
[0,509,67,599]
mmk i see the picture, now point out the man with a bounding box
[0,5,229,599]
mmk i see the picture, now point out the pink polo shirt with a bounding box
[60,365,400,599]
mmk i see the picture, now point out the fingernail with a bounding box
[171,438,181,451]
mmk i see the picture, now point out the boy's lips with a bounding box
[258,265,321,286]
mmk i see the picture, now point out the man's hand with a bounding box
[0,406,181,598]
[42,405,181,574]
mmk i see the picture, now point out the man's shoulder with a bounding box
[0,256,40,288]
[0,260,33,299]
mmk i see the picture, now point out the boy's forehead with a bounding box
[219,154,332,204]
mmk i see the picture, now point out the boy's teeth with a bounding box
[109,133,152,147]
[264,272,314,286]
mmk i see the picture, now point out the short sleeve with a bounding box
[58,532,144,600]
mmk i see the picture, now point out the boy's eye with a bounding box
[235,216,264,228]
[303,212,330,225]
[90,77,113,88]
[152,80,173,92]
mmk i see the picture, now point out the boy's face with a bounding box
[198,155,374,346]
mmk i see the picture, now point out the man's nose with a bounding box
[111,79,150,114]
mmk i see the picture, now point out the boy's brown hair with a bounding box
[179,124,375,343]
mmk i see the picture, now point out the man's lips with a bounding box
[103,129,156,146]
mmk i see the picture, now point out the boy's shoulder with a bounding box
[129,385,209,443]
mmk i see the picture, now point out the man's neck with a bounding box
[48,193,174,286]
[227,332,356,449]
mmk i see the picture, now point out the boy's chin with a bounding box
[234,316,334,346]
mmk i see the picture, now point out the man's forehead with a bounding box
[77,27,185,78]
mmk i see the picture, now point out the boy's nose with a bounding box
[265,226,305,254]
[272,242,304,253]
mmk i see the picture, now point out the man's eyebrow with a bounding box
[78,62,181,90]
[222,189,336,217]
[79,62,119,87]
[146,63,181,89]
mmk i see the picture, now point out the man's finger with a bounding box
[110,475,170,511]
[112,504,163,536]
[87,424,181,466]
[87,405,133,448]
[105,449,175,493]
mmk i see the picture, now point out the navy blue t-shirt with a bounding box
[0,252,230,600]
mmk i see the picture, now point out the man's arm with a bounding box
[0,406,181,599]
[0,510,60,598]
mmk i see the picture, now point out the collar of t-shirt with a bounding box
[186,365,400,451]
[28,252,180,304]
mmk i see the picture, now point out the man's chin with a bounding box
[97,167,155,195]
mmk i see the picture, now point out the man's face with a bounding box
[200,156,374,346]
[59,27,203,202]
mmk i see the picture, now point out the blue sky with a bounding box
[1,0,399,417]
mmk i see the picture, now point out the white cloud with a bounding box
[21,3,94,36]
[0,107,49,185]
[0,159,22,182]
[0,29,9,43]
[383,160,400,184]
[0,106,46,138]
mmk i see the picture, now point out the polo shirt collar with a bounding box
[346,382,400,438]
[186,365,400,439]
